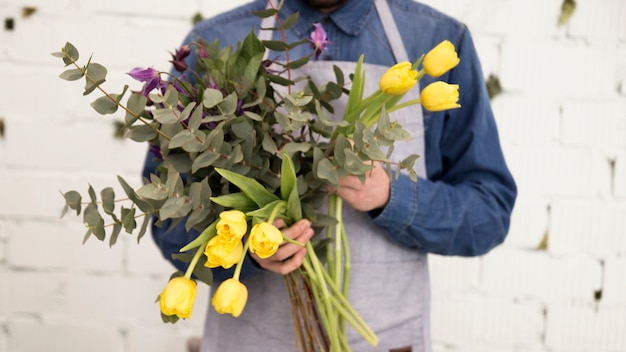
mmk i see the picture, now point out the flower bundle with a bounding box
[54,4,460,351]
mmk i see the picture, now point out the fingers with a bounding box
[251,219,314,275]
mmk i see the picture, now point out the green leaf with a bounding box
[84,63,107,95]
[285,56,309,70]
[191,149,221,173]
[83,203,105,241]
[62,42,80,65]
[117,175,155,213]
[126,124,158,142]
[268,74,294,86]
[280,12,299,30]
[87,184,98,206]
[121,207,137,233]
[210,192,258,211]
[180,221,217,252]
[215,168,279,208]
[90,96,118,114]
[202,88,223,108]
[159,196,192,220]
[280,151,297,201]
[59,68,84,81]
[101,187,115,215]
[125,92,147,125]
[252,8,278,18]
[246,200,285,220]
[345,54,365,116]
[163,85,179,108]
[262,40,289,52]
[62,190,82,216]
[316,157,339,185]
[137,213,151,242]
[153,108,179,124]
[109,222,122,247]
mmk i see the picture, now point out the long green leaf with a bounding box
[215,168,279,207]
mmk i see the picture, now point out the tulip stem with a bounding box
[233,237,251,281]
[183,243,206,280]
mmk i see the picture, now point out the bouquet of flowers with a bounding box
[54,3,460,351]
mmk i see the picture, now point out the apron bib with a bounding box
[201,1,431,351]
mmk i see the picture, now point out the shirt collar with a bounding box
[283,0,376,37]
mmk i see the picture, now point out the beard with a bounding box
[299,0,349,11]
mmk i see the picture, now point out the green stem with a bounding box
[303,244,341,350]
[233,237,251,281]
[183,244,206,280]
[385,97,422,114]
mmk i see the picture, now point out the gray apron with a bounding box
[200,1,430,351]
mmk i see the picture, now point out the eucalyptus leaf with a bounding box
[121,207,137,233]
[101,187,115,215]
[59,68,84,81]
[84,63,107,95]
[62,190,82,216]
[109,222,122,247]
[203,88,223,108]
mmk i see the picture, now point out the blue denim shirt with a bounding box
[144,0,517,280]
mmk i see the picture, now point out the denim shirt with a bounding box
[144,0,517,280]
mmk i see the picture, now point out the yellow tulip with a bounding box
[216,210,247,242]
[159,277,197,319]
[379,62,418,95]
[423,40,460,78]
[248,222,283,259]
[420,81,461,112]
[204,235,244,269]
[211,278,248,317]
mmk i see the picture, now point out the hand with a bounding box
[250,218,314,275]
[332,162,391,212]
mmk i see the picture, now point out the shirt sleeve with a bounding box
[370,27,517,257]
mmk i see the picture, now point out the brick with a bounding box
[615,152,626,199]
[5,219,124,272]
[491,94,561,146]
[482,247,602,300]
[127,323,206,352]
[503,144,612,198]
[568,0,626,43]
[503,197,549,249]
[428,254,481,295]
[561,99,626,150]
[550,200,626,256]
[500,39,617,99]
[546,302,626,351]
[0,271,67,315]
[431,294,544,350]
[602,256,626,304]
[0,169,144,219]
[61,273,165,323]
[124,235,181,277]
[6,317,122,352]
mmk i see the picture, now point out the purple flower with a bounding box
[127,67,167,96]
[169,45,191,72]
[308,23,331,60]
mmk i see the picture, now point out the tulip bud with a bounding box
[159,277,197,319]
[248,222,283,259]
[204,235,244,269]
[423,40,460,78]
[216,210,248,242]
[379,62,418,95]
[212,278,248,317]
[420,81,461,112]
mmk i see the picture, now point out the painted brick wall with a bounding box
[0,1,624,351]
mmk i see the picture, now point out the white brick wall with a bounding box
[1,1,625,352]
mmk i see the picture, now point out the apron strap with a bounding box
[374,0,409,63]
[258,0,410,63]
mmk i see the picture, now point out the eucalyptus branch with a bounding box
[65,58,172,141]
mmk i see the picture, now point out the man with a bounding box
[146,0,517,351]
